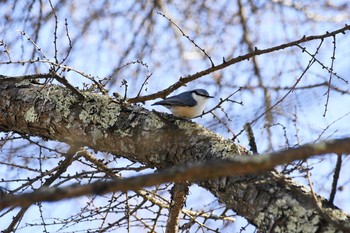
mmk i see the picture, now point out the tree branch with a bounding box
[128,24,350,103]
[166,182,189,233]
[1,79,349,232]
[1,137,350,209]
[329,154,342,204]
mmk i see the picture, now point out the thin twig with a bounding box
[232,39,323,140]
[210,111,238,140]
[127,24,350,103]
[157,12,214,67]
[196,87,242,118]
[0,40,12,62]
[323,35,337,116]
[60,18,73,66]
[1,59,106,93]
[18,30,49,60]
[48,0,59,64]
[136,60,152,98]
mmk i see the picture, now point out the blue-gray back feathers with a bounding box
[152,89,212,107]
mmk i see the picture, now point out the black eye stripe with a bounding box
[192,89,213,98]
[195,92,210,97]
[194,91,206,96]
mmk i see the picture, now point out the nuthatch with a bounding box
[152,89,214,118]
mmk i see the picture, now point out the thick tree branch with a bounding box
[0,138,349,208]
[0,80,349,232]
[166,182,189,233]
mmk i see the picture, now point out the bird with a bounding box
[152,89,214,118]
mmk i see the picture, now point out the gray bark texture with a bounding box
[0,79,349,232]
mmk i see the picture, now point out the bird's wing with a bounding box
[152,92,197,107]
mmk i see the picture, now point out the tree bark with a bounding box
[0,78,349,232]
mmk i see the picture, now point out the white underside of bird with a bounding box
[168,93,209,118]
